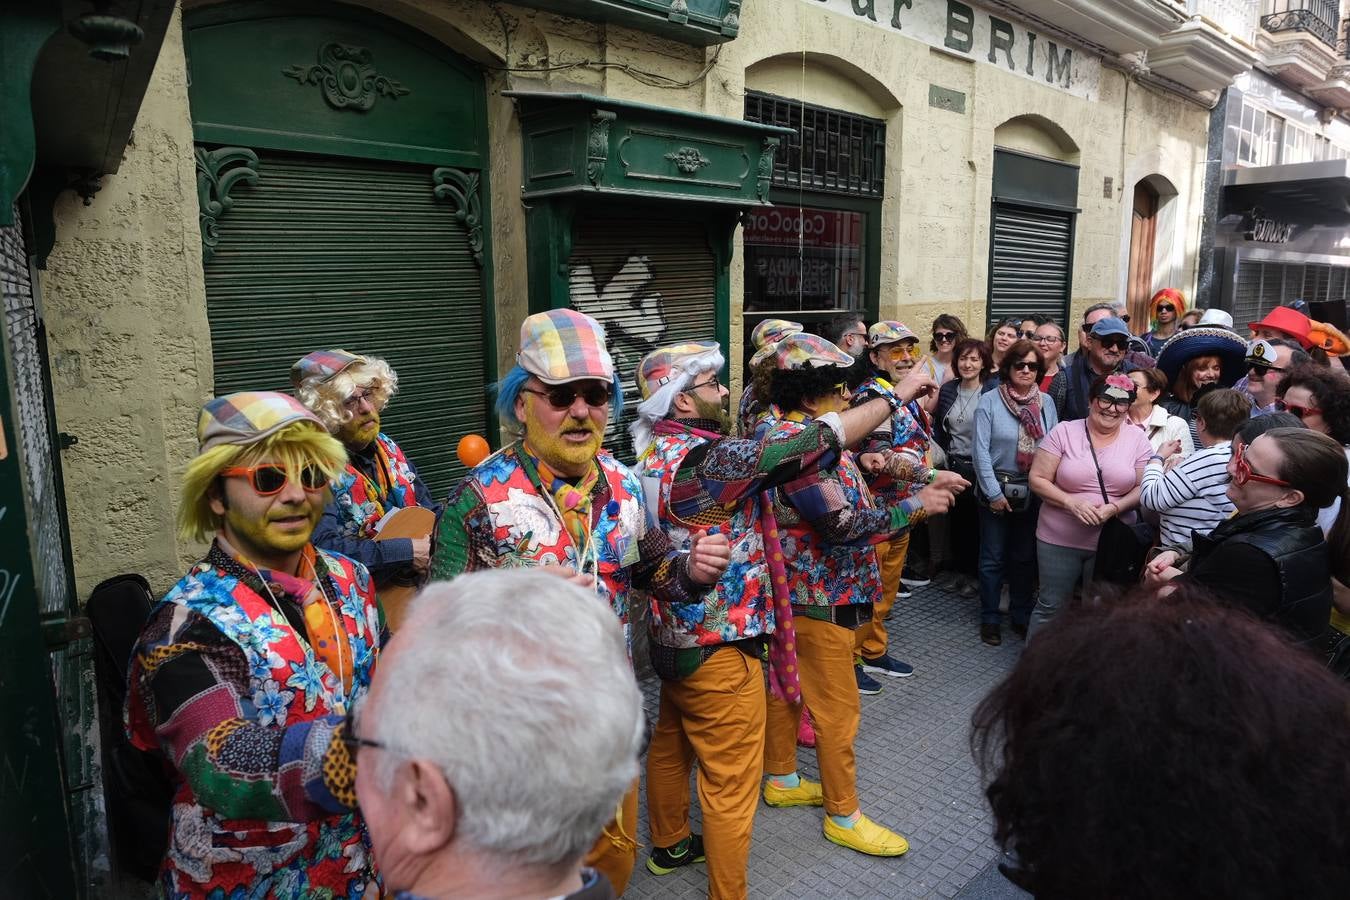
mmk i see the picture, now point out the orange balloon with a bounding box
[457,434,490,468]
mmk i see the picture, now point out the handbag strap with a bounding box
[1083,421,1110,505]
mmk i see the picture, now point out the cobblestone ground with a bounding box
[626,577,1027,900]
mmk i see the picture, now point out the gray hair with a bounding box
[365,571,643,870]
[1082,302,1117,324]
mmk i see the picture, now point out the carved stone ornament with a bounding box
[665,147,712,175]
[668,0,689,24]
[283,43,410,112]
[722,0,742,36]
[755,137,778,201]
[195,146,259,263]
[587,111,617,186]
[432,166,485,266]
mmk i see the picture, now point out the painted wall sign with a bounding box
[805,0,1101,101]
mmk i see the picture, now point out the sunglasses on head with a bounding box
[1232,439,1291,488]
[1275,399,1321,420]
[933,330,957,342]
[221,463,329,495]
[522,382,613,410]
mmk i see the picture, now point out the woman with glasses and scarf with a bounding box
[1146,428,1349,650]
[971,340,1059,645]
[1027,375,1154,637]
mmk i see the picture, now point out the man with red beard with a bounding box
[295,350,440,591]
[432,309,731,896]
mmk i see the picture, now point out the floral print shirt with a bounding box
[431,445,701,645]
[125,541,383,899]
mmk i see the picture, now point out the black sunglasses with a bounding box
[1096,337,1129,350]
[1010,361,1041,372]
[1156,304,1175,313]
[933,331,957,342]
[1247,362,1286,375]
[220,463,329,495]
[522,382,612,410]
[1018,330,1037,339]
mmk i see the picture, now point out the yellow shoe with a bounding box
[763,777,824,808]
[823,814,910,857]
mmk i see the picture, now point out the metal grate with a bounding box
[744,91,885,198]
[1262,0,1339,49]
[1233,257,1350,324]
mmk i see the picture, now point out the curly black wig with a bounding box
[768,364,849,412]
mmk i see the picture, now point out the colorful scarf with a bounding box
[997,382,1045,472]
[228,540,354,696]
[531,452,600,552]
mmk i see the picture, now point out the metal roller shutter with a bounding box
[988,203,1073,328]
[203,150,488,496]
[1234,257,1350,325]
[568,217,718,462]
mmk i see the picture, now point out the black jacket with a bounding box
[1184,506,1331,648]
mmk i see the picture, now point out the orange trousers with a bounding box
[646,646,766,900]
[763,616,861,816]
[584,780,639,896]
[855,532,909,660]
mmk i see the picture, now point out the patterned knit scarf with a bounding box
[529,450,600,552]
[997,382,1045,472]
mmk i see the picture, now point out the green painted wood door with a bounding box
[187,3,493,497]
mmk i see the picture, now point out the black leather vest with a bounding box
[1193,506,1331,647]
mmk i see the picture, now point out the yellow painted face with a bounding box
[522,392,605,475]
[216,461,324,557]
[337,409,380,449]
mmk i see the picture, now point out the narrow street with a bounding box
[628,579,1030,899]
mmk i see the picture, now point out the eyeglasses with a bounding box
[933,331,957,343]
[1275,399,1322,420]
[521,382,613,410]
[687,377,721,394]
[342,389,377,411]
[843,331,868,343]
[1156,304,1175,313]
[340,700,386,759]
[1096,337,1129,351]
[220,464,329,495]
[1094,396,1131,411]
[1033,334,1063,344]
[1232,440,1291,488]
[1010,361,1041,372]
[882,343,921,359]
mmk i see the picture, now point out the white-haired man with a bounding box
[352,571,643,900]
[631,340,929,898]
[295,350,441,588]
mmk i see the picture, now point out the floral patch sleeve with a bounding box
[127,604,355,823]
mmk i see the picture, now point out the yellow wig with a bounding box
[177,422,347,542]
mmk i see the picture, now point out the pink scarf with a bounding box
[997,382,1045,472]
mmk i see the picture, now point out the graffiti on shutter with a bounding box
[568,218,718,461]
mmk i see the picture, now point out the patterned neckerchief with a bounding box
[524,445,601,553]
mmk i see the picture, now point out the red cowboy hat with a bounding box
[1247,306,1313,349]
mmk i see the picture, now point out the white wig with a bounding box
[294,356,398,433]
[630,345,724,458]
[365,571,643,872]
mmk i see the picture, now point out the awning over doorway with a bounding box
[1222,159,1350,227]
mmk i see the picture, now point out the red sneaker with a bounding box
[797,707,817,748]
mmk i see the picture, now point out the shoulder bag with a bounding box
[1085,422,1154,585]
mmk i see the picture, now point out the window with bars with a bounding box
[1233,257,1350,325]
[744,91,885,198]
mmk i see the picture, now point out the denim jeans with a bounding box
[977,501,1038,626]
[1028,540,1097,639]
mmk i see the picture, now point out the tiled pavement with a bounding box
[626,578,1030,899]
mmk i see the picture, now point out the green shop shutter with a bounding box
[568,217,718,462]
[203,150,488,495]
[988,203,1074,328]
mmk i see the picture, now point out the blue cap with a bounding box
[1089,317,1131,339]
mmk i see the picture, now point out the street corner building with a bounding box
[3,0,1331,896]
